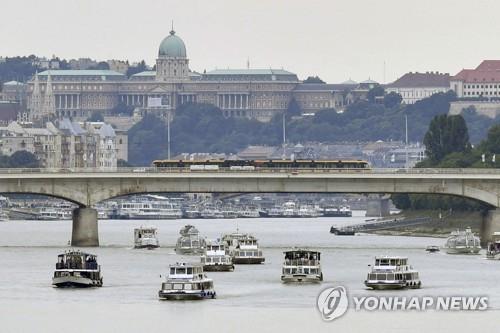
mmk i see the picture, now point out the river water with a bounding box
[0,212,499,333]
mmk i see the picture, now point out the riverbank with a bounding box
[365,209,483,238]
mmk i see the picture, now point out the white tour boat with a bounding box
[200,240,234,272]
[134,226,160,249]
[222,232,265,264]
[364,256,421,290]
[158,263,216,300]
[175,225,206,255]
[52,250,103,288]
[281,249,322,283]
[486,232,500,260]
[444,227,481,254]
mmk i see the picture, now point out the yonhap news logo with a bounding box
[316,286,488,322]
[316,286,349,321]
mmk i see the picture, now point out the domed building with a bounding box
[27,29,370,123]
[156,30,189,81]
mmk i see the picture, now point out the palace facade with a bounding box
[27,29,373,122]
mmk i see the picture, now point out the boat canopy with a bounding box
[284,250,320,260]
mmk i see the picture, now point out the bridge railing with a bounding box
[0,167,498,174]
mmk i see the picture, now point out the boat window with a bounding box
[368,273,376,280]
[176,268,186,275]
[170,267,175,274]
[375,259,380,265]
[304,268,310,274]
[184,284,192,290]
[405,273,412,280]
[387,274,395,280]
[186,267,193,274]
[390,260,396,266]
[173,283,183,290]
[376,273,387,280]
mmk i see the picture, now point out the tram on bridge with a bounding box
[152,159,370,171]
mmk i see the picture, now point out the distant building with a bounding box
[385,72,450,104]
[26,29,371,123]
[68,58,98,70]
[0,101,22,125]
[0,119,117,169]
[107,60,129,74]
[449,61,500,118]
[450,60,500,98]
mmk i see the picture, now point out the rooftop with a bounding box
[452,60,500,83]
[386,72,450,88]
[38,70,125,77]
[204,68,296,76]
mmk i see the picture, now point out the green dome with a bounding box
[158,30,187,58]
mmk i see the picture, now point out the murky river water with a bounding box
[0,212,499,333]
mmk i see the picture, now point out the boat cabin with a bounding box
[134,227,157,239]
[283,250,320,265]
[168,263,204,279]
[56,251,98,270]
[374,256,407,268]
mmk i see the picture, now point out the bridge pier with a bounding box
[481,209,500,247]
[71,208,99,247]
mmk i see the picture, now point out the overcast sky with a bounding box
[1,0,500,83]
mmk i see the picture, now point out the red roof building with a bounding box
[450,60,500,98]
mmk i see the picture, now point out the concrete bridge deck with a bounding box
[2,167,500,246]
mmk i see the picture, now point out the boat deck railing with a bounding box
[56,262,98,270]
[283,259,320,266]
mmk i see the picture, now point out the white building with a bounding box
[385,72,450,104]
[450,60,500,98]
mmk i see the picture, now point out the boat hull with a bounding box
[281,274,322,283]
[175,247,205,255]
[445,247,480,255]
[203,264,234,272]
[233,257,265,264]
[365,280,421,290]
[52,276,102,288]
[486,252,500,260]
[158,290,216,300]
[134,244,160,249]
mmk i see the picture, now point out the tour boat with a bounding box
[330,226,356,235]
[281,249,323,283]
[486,232,500,260]
[364,256,421,290]
[175,225,206,255]
[158,263,216,300]
[323,205,352,217]
[200,239,234,272]
[222,232,265,264]
[444,227,481,254]
[134,226,160,249]
[52,250,103,288]
[425,245,440,253]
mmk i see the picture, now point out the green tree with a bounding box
[126,60,148,77]
[383,92,402,108]
[423,114,470,164]
[8,150,39,168]
[286,98,302,117]
[87,111,104,122]
[303,76,325,84]
[367,86,385,103]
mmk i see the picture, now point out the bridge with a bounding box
[2,167,500,246]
